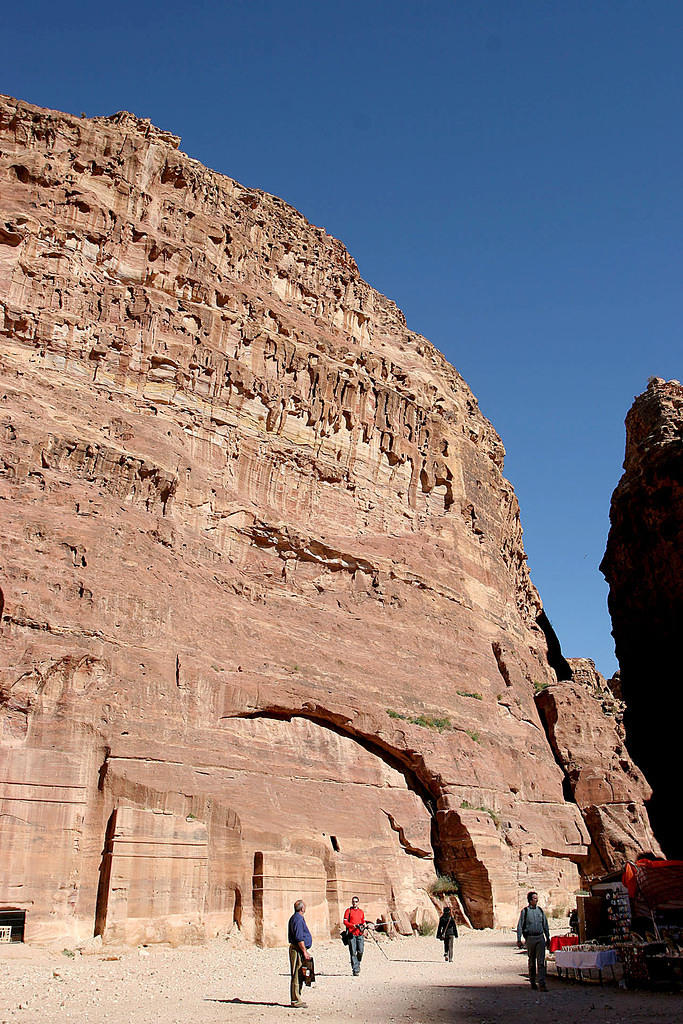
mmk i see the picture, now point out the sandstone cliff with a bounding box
[601,377,683,857]
[0,96,656,945]
[536,658,661,875]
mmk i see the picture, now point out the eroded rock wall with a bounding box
[0,96,645,945]
[601,378,683,856]
[536,658,661,876]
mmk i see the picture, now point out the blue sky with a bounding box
[4,1,682,675]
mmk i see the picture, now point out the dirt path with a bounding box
[1,930,682,1023]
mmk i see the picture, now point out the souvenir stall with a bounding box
[554,880,627,983]
[621,858,683,988]
[553,859,683,988]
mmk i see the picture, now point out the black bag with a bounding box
[341,929,350,945]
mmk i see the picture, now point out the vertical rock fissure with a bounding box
[535,611,573,682]
[533,694,581,810]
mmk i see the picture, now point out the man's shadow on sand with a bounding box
[207,997,290,1008]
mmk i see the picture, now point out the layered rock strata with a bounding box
[536,658,661,876]
[0,96,654,946]
[601,378,683,856]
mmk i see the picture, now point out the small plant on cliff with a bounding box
[457,690,483,700]
[61,949,75,959]
[465,729,480,743]
[460,800,500,826]
[429,874,459,897]
[413,714,452,732]
[533,681,549,695]
[417,920,437,936]
[387,709,452,731]
[479,805,500,827]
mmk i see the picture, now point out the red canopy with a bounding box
[623,859,683,912]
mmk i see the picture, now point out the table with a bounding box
[555,948,618,984]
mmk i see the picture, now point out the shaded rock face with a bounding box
[536,659,661,876]
[0,96,643,946]
[601,378,683,856]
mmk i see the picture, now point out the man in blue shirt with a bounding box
[288,899,313,1008]
[516,891,550,990]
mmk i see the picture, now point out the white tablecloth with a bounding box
[555,949,618,970]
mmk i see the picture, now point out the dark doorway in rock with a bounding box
[0,909,25,942]
[233,887,242,929]
[94,809,117,937]
[330,835,340,852]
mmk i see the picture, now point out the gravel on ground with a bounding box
[2,929,682,1023]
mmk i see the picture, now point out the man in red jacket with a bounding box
[343,896,366,976]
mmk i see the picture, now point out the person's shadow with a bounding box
[206,997,290,1008]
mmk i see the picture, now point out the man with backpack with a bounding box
[516,891,550,990]
[343,896,366,976]
[436,905,458,961]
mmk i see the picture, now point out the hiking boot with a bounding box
[290,1000,308,1008]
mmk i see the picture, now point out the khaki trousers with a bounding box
[289,944,303,1003]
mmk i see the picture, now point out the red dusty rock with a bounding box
[0,96,646,946]
[600,378,683,856]
[536,658,661,876]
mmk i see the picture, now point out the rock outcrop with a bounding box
[601,378,683,856]
[536,658,661,876]
[0,96,656,946]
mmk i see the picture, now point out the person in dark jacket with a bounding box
[436,905,458,961]
[516,891,550,990]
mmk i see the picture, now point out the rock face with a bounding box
[536,658,661,876]
[0,96,654,946]
[601,378,683,857]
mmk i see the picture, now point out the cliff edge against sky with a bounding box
[0,96,658,945]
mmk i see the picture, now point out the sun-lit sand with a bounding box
[1,929,681,1024]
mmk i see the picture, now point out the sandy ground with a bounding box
[1,929,682,1024]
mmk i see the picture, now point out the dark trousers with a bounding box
[443,935,454,961]
[526,935,546,985]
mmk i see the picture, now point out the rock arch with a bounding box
[222,706,494,929]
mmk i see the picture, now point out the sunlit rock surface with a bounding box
[0,96,656,945]
[536,657,661,875]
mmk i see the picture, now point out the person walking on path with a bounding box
[436,905,458,961]
[343,896,366,976]
[288,899,313,1008]
[516,891,550,990]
